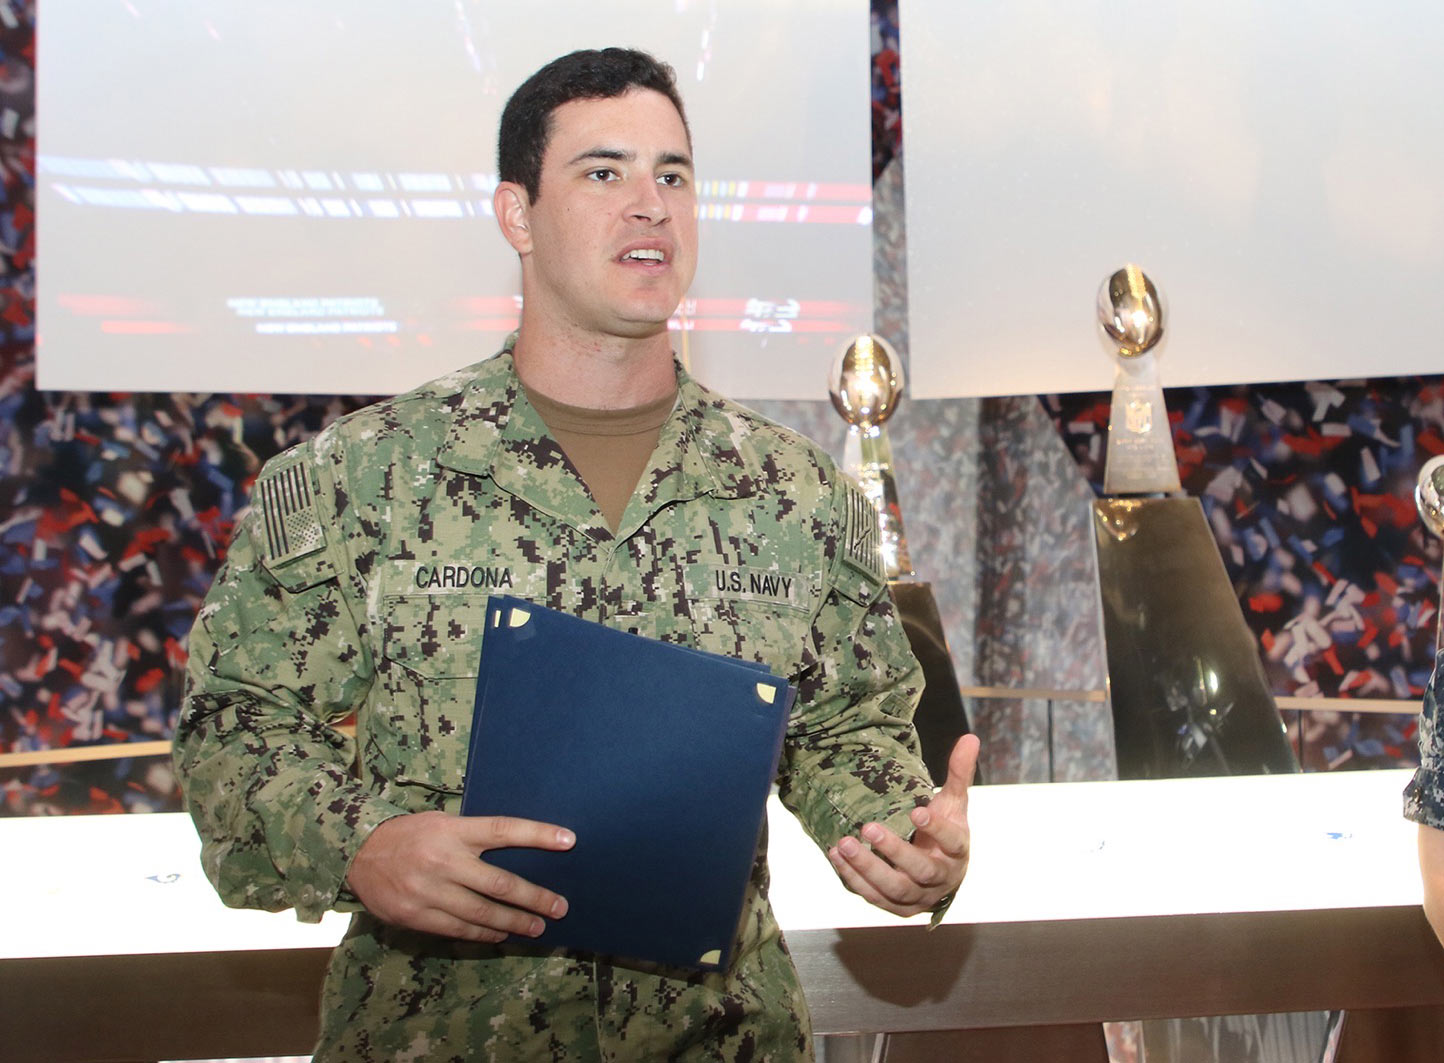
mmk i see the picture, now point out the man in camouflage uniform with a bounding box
[175,47,979,1061]
[1407,650,1444,946]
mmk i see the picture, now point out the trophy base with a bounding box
[1091,497,1298,780]
[889,580,978,786]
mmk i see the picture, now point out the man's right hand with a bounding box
[346,811,575,942]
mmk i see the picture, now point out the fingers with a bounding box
[937,734,981,802]
[450,849,570,924]
[431,876,555,940]
[450,815,574,925]
[862,821,952,888]
[910,798,970,859]
[409,911,510,944]
[827,833,934,918]
[374,891,513,944]
[366,857,564,942]
[911,734,979,863]
[457,814,577,854]
[827,787,974,919]
[347,812,576,941]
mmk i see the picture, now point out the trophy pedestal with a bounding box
[889,581,977,786]
[1091,497,1297,779]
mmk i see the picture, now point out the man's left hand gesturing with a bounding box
[826,733,980,917]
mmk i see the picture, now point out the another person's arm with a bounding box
[1419,823,1444,944]
[1405,649,1444,947]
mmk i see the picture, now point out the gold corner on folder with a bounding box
[698,949,722,966]
[755,683,777,705]
[508,607,532,628]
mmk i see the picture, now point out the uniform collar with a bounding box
[435,350,756,538]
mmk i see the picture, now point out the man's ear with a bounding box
[494,182,533,254]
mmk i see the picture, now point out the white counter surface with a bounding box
[2,768,1421,958]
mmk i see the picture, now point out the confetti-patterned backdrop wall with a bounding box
[3,2,1439,813]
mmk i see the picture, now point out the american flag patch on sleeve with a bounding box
[841,480,884,583]
[255,457,326,566]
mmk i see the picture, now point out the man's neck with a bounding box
[511,326,677,410]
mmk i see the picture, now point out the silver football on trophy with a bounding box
[1418,455,1444,539]
[1097,265,1165,359]
[829,334,905,430]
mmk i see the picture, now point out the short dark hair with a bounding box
[498,48,690,203]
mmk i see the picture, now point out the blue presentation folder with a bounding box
[459,595,795,971]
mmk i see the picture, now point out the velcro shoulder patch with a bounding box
[255,455,327,567]
[840,480,885,585]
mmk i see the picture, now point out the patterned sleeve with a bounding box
[173,442,404,922]
[776,474,936,855]
[1405,649,1444,830]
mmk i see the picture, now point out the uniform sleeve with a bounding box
[173,443,405,922]
[776,474,936,855]
[1405,649,1444,830]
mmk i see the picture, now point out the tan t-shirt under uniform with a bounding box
[524,384,677,534]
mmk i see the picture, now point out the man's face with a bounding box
[510,89,698,343]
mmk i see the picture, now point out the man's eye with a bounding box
[586,168,617,182]
[658,172,687,188]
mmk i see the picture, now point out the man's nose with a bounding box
[628,179,669,223]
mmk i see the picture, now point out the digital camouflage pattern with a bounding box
[174,347,936,1061]
[1404,649,1444,830]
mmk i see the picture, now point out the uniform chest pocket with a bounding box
[682,599,811,681]
[612,568,815,686]
[372,594,491,797]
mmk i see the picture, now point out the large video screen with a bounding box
[38,0,872,400]
[902,0,1444,398]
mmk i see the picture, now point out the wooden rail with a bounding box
[0,697,1419,770]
